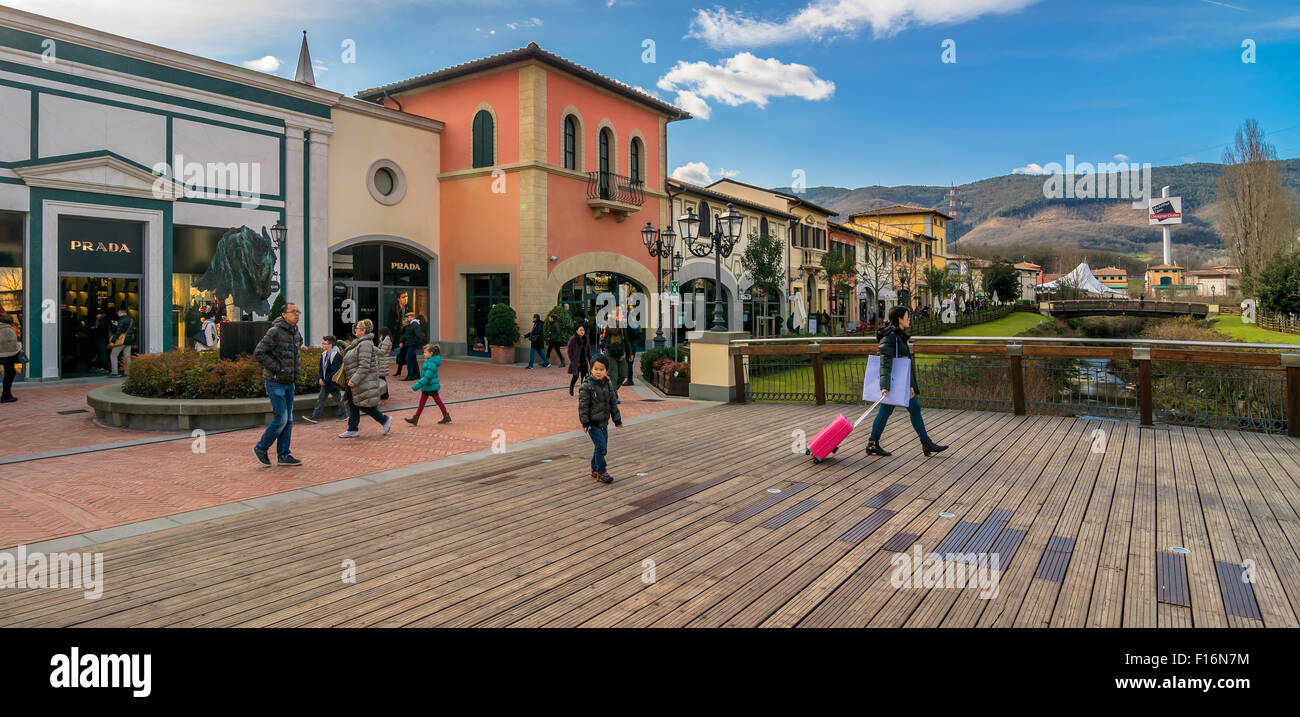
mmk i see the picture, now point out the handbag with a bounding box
[110,333,125,347]
[861,330,911,407]
[14,349,28,364]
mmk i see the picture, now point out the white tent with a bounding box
[1038,261,1123,296]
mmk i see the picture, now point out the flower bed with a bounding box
[653,358,690,396]
[122,348,323,399]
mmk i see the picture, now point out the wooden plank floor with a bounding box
[4,403,1299,628]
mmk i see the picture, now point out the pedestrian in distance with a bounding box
[91,310,112,373]
[526,313,550,369]
[337,319,393,438]
[192,308,218,352]
[252,302,304,466]
[302,335,348,423]
[401,313,423,380]
[579,356,622,484]
[865,306,947,458]
[546,312,566,367]
[0,305,21,403]
[376,327,393,401]
[567,324,591,396]
[405,344,451,426]
[600,315,628,400]
[108,307,135,377]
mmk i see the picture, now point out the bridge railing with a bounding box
[730,336,1300,436]
[1047,299,1211,315]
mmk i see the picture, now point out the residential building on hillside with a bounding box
[1094,266,1129,296]
[1013,262,1043,301]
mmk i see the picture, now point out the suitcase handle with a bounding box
[853,397,886,429]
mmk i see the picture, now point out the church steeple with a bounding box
[294,30,315,86]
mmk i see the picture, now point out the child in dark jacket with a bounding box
[578,356,622,484]
[303,335,347,422]
[405,344,450,425]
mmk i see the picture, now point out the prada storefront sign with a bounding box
[58,216,145,275]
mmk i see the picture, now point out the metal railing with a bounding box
[1047,299,1210,317]
[729,336,1300,436]
[586,171,646,206]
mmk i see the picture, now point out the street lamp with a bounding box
[641,221,676,348]
[269,219,288,295]
[679,203,743,331]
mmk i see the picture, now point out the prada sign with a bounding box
[58,216,144,275]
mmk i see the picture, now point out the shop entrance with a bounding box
[57,216,144,377]
[467,273,509,356]
[331,242,433,351]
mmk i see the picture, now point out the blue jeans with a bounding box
[587,425,608,474]
[405,348,419,377]
[527,346,549,368]
[869,395,929,443]
[257,380,295,457]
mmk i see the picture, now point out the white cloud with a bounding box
[657,52,834,120]
[1274,14,1300,28]
[506,18,543,30]
[1012,162,1049,175]
[671,161,714,185]
[1113,153,1128,162]
[243,55,282,73]
[689,0,1039,48]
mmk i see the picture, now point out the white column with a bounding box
[308,130,330,343]
[283,126,306,318]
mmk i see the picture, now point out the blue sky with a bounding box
[14,0,1300,188]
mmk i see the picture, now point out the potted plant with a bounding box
[652,357,674,391]
[485,302,521,365]
[665,360,690,396]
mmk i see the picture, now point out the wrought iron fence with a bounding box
[745,352,816,403]
[586,171,646,206]
[1023,356,1138,420]
[916,354,1015,412]
[1152,362,1287,432]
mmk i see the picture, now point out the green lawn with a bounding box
[1210,315,1300,345]
[932,311,1050,340]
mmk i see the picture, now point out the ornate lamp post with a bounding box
[678,203,743,331]
[641,221,676,348]
[269,219,288,296]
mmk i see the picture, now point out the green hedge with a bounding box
[123,348,322,399]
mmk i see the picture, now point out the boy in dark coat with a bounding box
[303,335,347,422]
[578,356,622,484]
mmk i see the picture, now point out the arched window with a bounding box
[629,137,642,185]
[472,110,494,168]
[759,217,769,238]
[563,116,577,170]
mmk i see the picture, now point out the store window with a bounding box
[332,243,431,343]
[58,216,144,376]
[172,226,245,350]
[467,273,510,356]
[0,211,22,327]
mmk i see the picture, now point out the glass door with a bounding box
[60,275,140,376]
[466,273,509,357]
[333,283,379,341]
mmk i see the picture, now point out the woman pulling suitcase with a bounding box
[865,306,947,457]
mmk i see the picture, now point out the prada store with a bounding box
[57,216,144,376]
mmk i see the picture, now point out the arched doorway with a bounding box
[330,240,435,348]
[557,271,648,348]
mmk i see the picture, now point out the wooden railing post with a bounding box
[1284,353,1300,438]
[1007,344,1026,416]
[1134,346,1153,426]
[731,346,746,404]
[810,343,825,405]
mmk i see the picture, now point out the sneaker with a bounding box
[109,372,120,378]
[301,415,318,424]
[591,470,601,482]
[338,430,359,438]
[598,472,613,484]
[278,455,303,466]
[382,416,393,435]
[544,363,552,368]
[253,446,271,465]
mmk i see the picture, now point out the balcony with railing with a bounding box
[586,171,645,222]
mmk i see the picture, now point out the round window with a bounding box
[374,168,395,196]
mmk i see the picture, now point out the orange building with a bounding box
[357,44,689,357]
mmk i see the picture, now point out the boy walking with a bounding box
[578,356,622,484]
[302,335,347,423]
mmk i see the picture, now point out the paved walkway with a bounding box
[5,404,1297,627]
[0,359,688,547]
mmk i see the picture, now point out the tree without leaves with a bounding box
[1217,119,1298,291]
[858,240,894,311]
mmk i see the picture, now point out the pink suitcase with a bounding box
[805,398,885,464]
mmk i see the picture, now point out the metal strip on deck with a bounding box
[882,532,921,553]
[1156,551,1191,607]
[1215,561,1263,620]
[759,499,820,530]
[458,456,567,483]
[725,483,812,523]
[1034,535,1076,582]
[605,473,741,526]
[934,521,979,555]
[988,528,1026,569]
[863,483,908,508]
[961,510,1014,556]
[837,509,897,544]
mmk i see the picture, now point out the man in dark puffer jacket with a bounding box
[252,303,303,467]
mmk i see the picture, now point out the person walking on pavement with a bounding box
[0,306,21,403]
[338,319,393,438]
[302,335,348,423]
[91,310,112,373]
[401,313,423,380]
[377,327,393,401]
[546,313,566,367]
[392,315,409,378]
[567,324,591,396]
[600,313,628,399]
[193,309,218,352]
[526,313,550,369]
[865,306,947,458]
[108,307,135,377]
[252,302,304,466]
[405,344,451,425]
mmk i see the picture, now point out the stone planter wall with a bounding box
[87,385,338,431]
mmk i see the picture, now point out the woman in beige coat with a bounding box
[338,319,393,438]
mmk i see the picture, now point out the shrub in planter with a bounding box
[485,302,520,364]
[123,347,322,399]
[640,347,678,380]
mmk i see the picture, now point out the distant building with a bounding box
[1013,262,1042,301]
[1187,268,1238,299]
[1145,264,1186,294]
[1094,267,1129,296]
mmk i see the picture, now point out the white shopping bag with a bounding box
[862,354,911,407]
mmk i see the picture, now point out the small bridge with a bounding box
[1046,299,1210,319]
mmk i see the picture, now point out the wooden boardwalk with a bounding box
[3,403,1299,628]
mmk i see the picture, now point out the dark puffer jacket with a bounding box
[877,324,919,396]
[578,375,623,429]
[253,317,302,385]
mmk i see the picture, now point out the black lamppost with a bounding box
[269,219,288,296]
[641,221,676,348]
[679,203,743,331]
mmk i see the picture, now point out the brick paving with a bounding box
[0,358,686,547]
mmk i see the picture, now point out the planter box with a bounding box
[86,384,333,431]
[489,346,514,364]
[655,369,688,396]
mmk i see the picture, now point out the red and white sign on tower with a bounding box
[1148,196,1183,225]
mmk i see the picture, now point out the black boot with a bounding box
[922,438,948,457]
[866,439,891,456]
